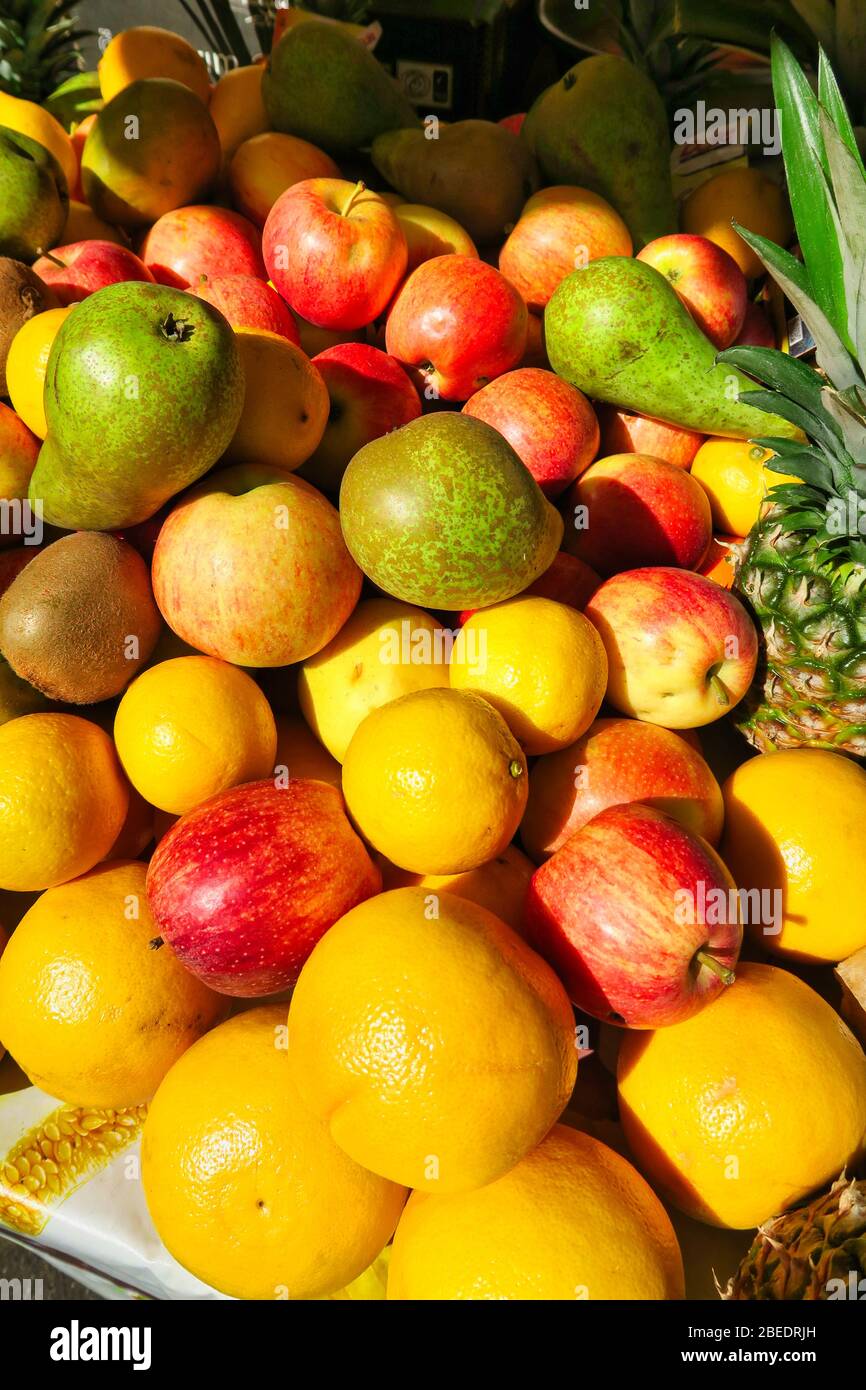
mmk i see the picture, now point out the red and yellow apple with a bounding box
[140,204,266,288]
[462,367,599,497]
[563,453,712,575]
[32,240,154,303]
[152,463,362,667]
[499,185,632,312]
[146,778,381,996]
[263,178,407,331]
[525,802,742,1028]
[637,234,747,350]
[393,203,478,273]
[229,130,341,227]
[521,716,725,861]
[734,300,776,348]
[191,273,300,343]
[386,254,527,401]
[585,567,759,727]
[300,342,421,494]
[597,406,704,469]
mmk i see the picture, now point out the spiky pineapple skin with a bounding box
[734,504,866,757]
[726,1176,866,1300]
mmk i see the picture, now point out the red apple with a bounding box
[32,240,154,303]
[519,311,548,368]
[563,453,712,575]
[386,255,527,401]
[463,367,599,498]
[734,300,776,348]
[637,234,747,349]
[70,113,98,201]
[263,178,407,331]
[525,802,742,1028]
[140,205,266,289]
[525,550,601,611]
[190,273,299,343]
[299,343,421,494]
[152,463,362,667]
[597,405,704,469]
[499,113,526,136]
[499,186,632,311]
[522,716,725,861]
[585,567,759,727]
[146,778,381,996]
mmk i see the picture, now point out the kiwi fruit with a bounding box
[0,531,162,704]
[0,257,58,395]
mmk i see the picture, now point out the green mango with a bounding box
[371,121,538,247]
[29,282,245,531]
[263,21,420,155]
[0,126,68,263]
[545,257,801,441]
[522,55,675,249]
[340,413,563,610]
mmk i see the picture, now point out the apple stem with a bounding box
[695,949,736,986]
[342,180,367,217]
[709,674,730,706]
[41,250,67,269]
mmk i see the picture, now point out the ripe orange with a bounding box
[98,26,212,105]
[681,168,793,279]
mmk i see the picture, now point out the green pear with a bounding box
[545,258,801,441]
[371,121,538,247]
[0,127,68,263]
[522,55,675,249]
[29,281,244,531]
[263,22,419,155]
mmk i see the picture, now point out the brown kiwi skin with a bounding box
[0,257,59,395]
[0,531,163,704]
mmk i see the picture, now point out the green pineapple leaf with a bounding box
[718,343,833,420]
[821,385,866,458]
[818,110,866,361]
[817,45,866,176]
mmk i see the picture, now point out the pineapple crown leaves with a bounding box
[0,0,90,101]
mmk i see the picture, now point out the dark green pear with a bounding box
[340,413,563,610]
[29,281,244,531]
[545,257,801,440]
[0,126,68,263]
[263,22,419,155]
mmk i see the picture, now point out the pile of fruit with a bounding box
[1,16,866,1301]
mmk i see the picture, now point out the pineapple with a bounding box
[724,1175,866,1299]
[715,37,866,755]
[0,0,88,103]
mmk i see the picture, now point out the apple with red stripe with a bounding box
[563,453,712,575]
[597,405,703,469]
[636,234,747,350]
[191,273,300,344]
[585,567,758,727]
[146,779,381,996]
[140,205,266,288]
[33,240,154,304]
[525,802,742,1028]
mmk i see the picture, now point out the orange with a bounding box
[287,887,577,1193]
[5,308,72,438]
[690,438,799,536]
[681,168,793,279]
[224,330,329,472]
[142,1006,406,1300]
[450,596,608,754]
[379,842,535,937]
[342,688,528,875]
[721,749,866,963]
[0,93,76,194]
[618,962,866,1228]
[388,1125,684,1300]
[0,401,39,517]
[229,131,339,227]
[114,655,277,814]
[208,63,269,162]
[0,861,226,1106]
[0,713,128,891]
[98,26,212,106]
[298,597,450,762]
[698,534,741,589]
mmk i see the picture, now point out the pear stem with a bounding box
[695,949,736,986]
[342,180,367,217]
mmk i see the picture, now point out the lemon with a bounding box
[142,1006,406,1300]
[618,962,866,1228]
[5,308,72,438]
[0,861,226,1106]
[0,92,77,193]
[114,655,277,815]
[342,688,528,874]
[450,595,607,754]
[690,439,799,537]
[388,1125,684,1300]
[0,713,128,891]
[287,887,577,1193]
[298,597,450,761]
